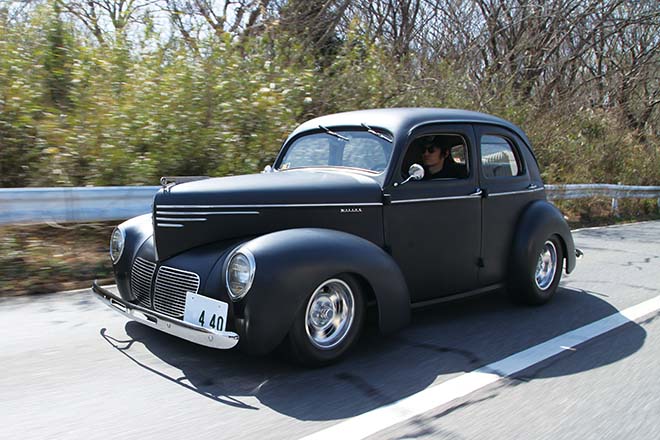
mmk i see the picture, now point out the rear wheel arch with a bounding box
[510,200,575,270]
[555,232,569,273]
[508,201,573,304]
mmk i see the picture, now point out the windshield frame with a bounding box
[274,126,395,175]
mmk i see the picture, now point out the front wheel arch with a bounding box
[234,228,410,355]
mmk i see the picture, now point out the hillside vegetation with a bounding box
[1,1,658,188]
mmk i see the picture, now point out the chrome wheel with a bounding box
[305,278,355,350]
[535,240,558,291]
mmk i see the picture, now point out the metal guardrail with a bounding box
[546,184,660,215]
[0,186,160,225]
[545,184,660,200]
[0,183,659,225]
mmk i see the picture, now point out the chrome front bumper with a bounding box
[92,281,240,349]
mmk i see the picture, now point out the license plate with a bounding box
[183,292,228,332]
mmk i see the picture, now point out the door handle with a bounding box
[470,188,483,197]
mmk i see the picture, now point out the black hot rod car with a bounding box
[93,108,579,365]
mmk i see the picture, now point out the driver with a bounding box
[420,140,466,179]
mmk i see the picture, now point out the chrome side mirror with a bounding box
[262,165,274,173]
[408,164,425,181]
[395,164,425,187]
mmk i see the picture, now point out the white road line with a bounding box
[301,294,660,440]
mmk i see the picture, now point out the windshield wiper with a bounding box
[319,125,349,141]
[361,123,393,143]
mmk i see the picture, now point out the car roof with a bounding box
[288,108,531,147]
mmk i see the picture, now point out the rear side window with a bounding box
[480,135,521,178]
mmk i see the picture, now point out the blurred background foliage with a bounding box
[0,0,659,188]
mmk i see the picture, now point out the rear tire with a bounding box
[287,274,365,367]
[510,235,564,305]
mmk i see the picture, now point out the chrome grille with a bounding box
[131,257,156,307]
[153,266,200,318]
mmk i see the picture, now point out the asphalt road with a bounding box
[1,221,659,440]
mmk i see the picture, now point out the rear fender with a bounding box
[511,200,576,276]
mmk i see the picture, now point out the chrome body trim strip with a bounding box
[155,217,207,222]
[391,194,483,204]
[156,202,383,208]
[390,187,544,204]
[91,281,239,350]
[489,187,545,197]
[155,211,260,215]
[157,223,183,228]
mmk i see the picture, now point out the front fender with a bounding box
[233,228,410,355]
[511,200,577,276]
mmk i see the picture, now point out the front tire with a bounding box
[287,274,365,366]
[510,236,564,305]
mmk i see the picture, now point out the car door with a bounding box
[384,124,482,303]
[475,124,543,286]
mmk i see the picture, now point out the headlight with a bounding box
[225,248,256,300]
[109,227,125,263]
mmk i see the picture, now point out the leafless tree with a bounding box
[40,0,660,132]
[56,0,159,45]
[163,0,270,40]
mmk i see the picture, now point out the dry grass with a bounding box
[0,222,115,297]
[555,198,660,229]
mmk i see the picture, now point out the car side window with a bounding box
[401,134,469,180]
[480,135,522,178]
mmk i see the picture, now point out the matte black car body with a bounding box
[100,108,577,360]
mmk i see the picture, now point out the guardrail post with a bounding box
[610,182,622,216]
[611,197,619,216]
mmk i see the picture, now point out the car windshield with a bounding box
[278,129,394,173]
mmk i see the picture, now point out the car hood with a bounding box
[155,169,382,206]
[153,169,384,260]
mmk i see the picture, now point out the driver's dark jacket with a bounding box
[424,160,468,180]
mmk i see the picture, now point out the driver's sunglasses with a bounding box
[421,146,437,153]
